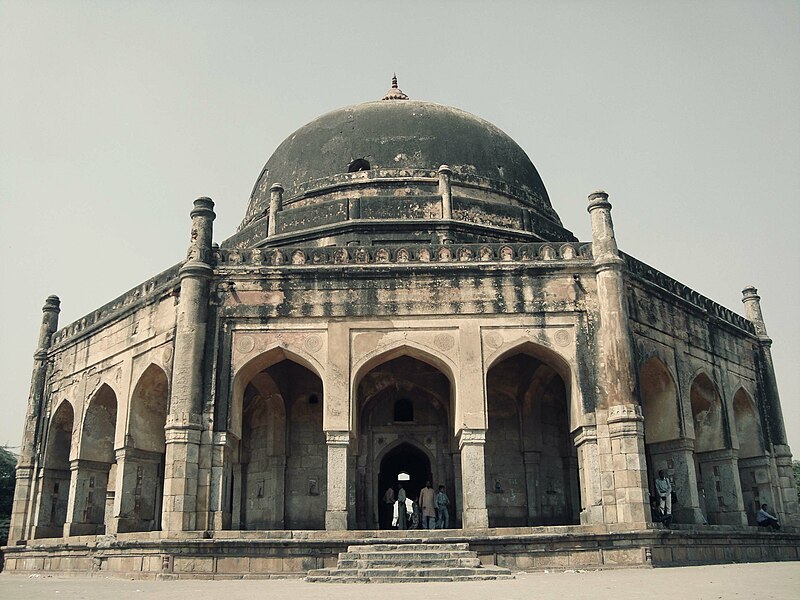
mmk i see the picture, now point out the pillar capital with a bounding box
[458,428,486,449]
[438,165,453,220]
[42,295,61,313]
[586,189,611,212]
[587,189,621,265]
[190,196,215,219]
[268,183,284,237]
[741,285,769,338]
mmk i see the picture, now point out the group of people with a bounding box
[651,469,781,531]
[383,481,450,530]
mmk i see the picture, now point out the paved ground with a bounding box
[0,562,798,600]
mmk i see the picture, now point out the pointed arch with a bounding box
[34,400,75,536]
[231,345,324,440]
[484,339,577,430]
[45,400,75,472]
[485,342,579,527]
[128,363,169,454]
[351,342,456,434]
[689,372,726,452]
[732,387,764,459]
[640,356,681,443]
[116,363,170,533]
[79,383,118,462]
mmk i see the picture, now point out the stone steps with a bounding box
[306,542,514,583]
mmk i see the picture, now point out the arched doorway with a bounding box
[68,384,117,535]
[732,388,770,524]
[639,356,702,524]
[689,373,746,525]
[34,400,74,538]
[485,347,580,527]
[354,353,456,530]
[228,352,325,530]
[377,442,432,529]
[118,364,169,532]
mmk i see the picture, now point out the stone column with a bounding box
[325,430,349,530]
[647,439,704,524]
[162,197,215,532]
[522,450,541,524]
[9,295,60,543]
[459,428,489,528]
[741,286,799,523]
[695,449,747,526]
[588,191,649,525]
[573,425,603,524]
[438,165,453,220]
[267,183,283,237]
[63,459,111,536]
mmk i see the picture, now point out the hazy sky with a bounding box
[1,1,798,455]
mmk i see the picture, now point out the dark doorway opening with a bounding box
[377,443,431,529]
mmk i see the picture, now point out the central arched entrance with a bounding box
[377,443,432,529]
[353,351,456,530]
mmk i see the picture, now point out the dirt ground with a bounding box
[0,562,797,600]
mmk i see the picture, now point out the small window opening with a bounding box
[394,398,413,422]
[348,158,371,172]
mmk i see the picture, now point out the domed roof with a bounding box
[241,88,560,230]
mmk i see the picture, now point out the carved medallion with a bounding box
[235,335,255,354]
[485,332,503,349]
[434,333,455,352]
[554,329,572,347]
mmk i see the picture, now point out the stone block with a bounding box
[535,553,569,567]
[602,548,644,566]
[250,557,284,572]
[107,556,144,573]
[568,550,601,566]
[173,557,214,573]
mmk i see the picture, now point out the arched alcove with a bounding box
[355,353,455,530]
[485,349,579,527]
[35,401,74,537]
[119,364,169,533]
[733,388,768,523]
[74,384,118,534]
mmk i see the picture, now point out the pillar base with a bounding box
[325,510,348,531]
[63,522,101,537]
[462,508,489,529]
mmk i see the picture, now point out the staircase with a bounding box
[306,542,514,583]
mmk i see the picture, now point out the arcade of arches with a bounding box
[640,357,775,527]
[24,342,787,537]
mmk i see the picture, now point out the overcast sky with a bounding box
[1,1,798,455]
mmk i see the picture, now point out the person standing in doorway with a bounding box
[394,483,408,530]
[435,484,450,529]
[654,470,673,525]
[418,481,436,529]
[382,485,395,529]
[756,503,781,530]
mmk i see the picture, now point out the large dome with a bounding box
[241,96,561,231]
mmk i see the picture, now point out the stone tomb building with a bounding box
[5,80,799,576]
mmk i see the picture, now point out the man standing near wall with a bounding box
[419,481,436,529]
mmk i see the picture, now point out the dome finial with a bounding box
[382,74,408,101]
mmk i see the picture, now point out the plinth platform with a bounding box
[2,524,798,579]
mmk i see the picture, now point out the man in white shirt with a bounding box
[756,503,780,530]
[654,470,673,522]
